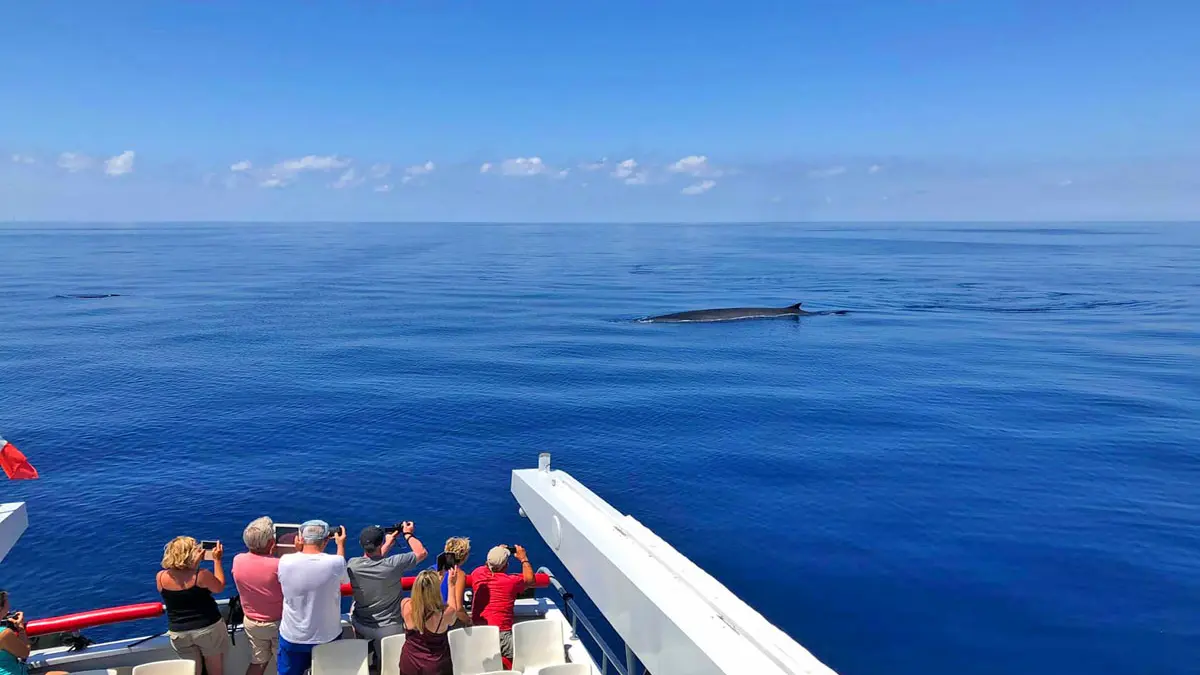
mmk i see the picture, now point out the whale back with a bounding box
[644,303,804,323]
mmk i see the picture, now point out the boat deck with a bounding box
[30,597,600,675]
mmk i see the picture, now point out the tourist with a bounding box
[278,520,347,675]
[233,517,283,675]
[347,522,426,661]
[156,536,229,675]
[0,590,68,675]
[434,537,471,626]
[398,570,457,675]
[469,545,535,662]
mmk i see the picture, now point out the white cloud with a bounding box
[10,154,36,165]
[555,169,570,179]
[369,163,391,179]
[103,151,135,176]
[480,162,493,174]
[276,155,350,173]
[331,168,362,189]
[1059,179,1073,187]
[681,179,716,195]
[401,176,413,185]
[868,164,883,174]
[500,157,547,177]
[405,161,435,176]
[58,152,95,172]
[611,158,638,179]
[624,172,649,185]
[260,154,352,187]
[579,158,607,171]
[808,166,847,179]
[669,155,720,177]
[230,160,253,172]
[374,184,393,193]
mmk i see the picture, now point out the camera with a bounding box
[1,612,19,631]
[383,523,407,535]
[505,545,517,555]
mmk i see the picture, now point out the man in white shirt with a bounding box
[277,520,347,675]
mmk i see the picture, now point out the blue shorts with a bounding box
[278,635,340,675]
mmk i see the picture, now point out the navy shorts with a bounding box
[278,634,340,675]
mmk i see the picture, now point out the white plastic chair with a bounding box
[131,661,196,675]
[312,638,370,675]
[537,665,590,675]
[511,619,566,674]
[379,633,407,675]
[447,625,502,675]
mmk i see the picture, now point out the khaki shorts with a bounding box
[169,618,229,659]
[244,618,280,665]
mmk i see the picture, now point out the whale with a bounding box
[641,302,847,323]
[54,294,122,299]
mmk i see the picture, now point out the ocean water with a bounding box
[0,223,1197,675]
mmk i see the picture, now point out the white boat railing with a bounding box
[539,567,632,675]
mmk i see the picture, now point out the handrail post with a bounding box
[625,644,641,675]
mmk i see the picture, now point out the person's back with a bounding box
[276,521,348,675]
[279,550,345,643]
[399,571,456,675]
[468,565,524,630]
[347,524,424,630]
[469,545,535,662]
[234,552,283,622]
[233,517,284,675]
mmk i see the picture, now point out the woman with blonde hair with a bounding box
[398,570,457,675]
[155,536,228,675]
[435,537,471,626]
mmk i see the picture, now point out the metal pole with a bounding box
[625,644,641,675]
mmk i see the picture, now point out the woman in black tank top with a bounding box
[156,537,228,675]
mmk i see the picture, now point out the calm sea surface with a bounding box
[1,223,1197,674]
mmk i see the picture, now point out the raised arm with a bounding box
[402,521,427,562]
[333,526,347,558]
[515,545,535,586]
[451,566,471,625]
[199,542,226,593]
[0,615,31,659]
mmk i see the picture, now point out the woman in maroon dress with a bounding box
[399,570,459,675]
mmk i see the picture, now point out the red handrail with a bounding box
[26,573,551,637]
[26,602,165,637]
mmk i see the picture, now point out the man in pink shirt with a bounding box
[232,517,284,675]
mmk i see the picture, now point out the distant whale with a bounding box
[55,294,122,299]
[641,302,848,323]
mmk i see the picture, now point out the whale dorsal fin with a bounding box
[788,302,803,309]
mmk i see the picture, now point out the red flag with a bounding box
[0,438,39,480]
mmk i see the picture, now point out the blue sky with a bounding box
[2,1,1197,221]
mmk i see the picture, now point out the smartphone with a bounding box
[505,545,517,555]
[200,540,218,561]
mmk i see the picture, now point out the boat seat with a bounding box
[312,638,370,675]
[511,619,566,675]
[536,665,590,675]
[447,625,502,675]
[131,660,196,675]
[379,633,406,675]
